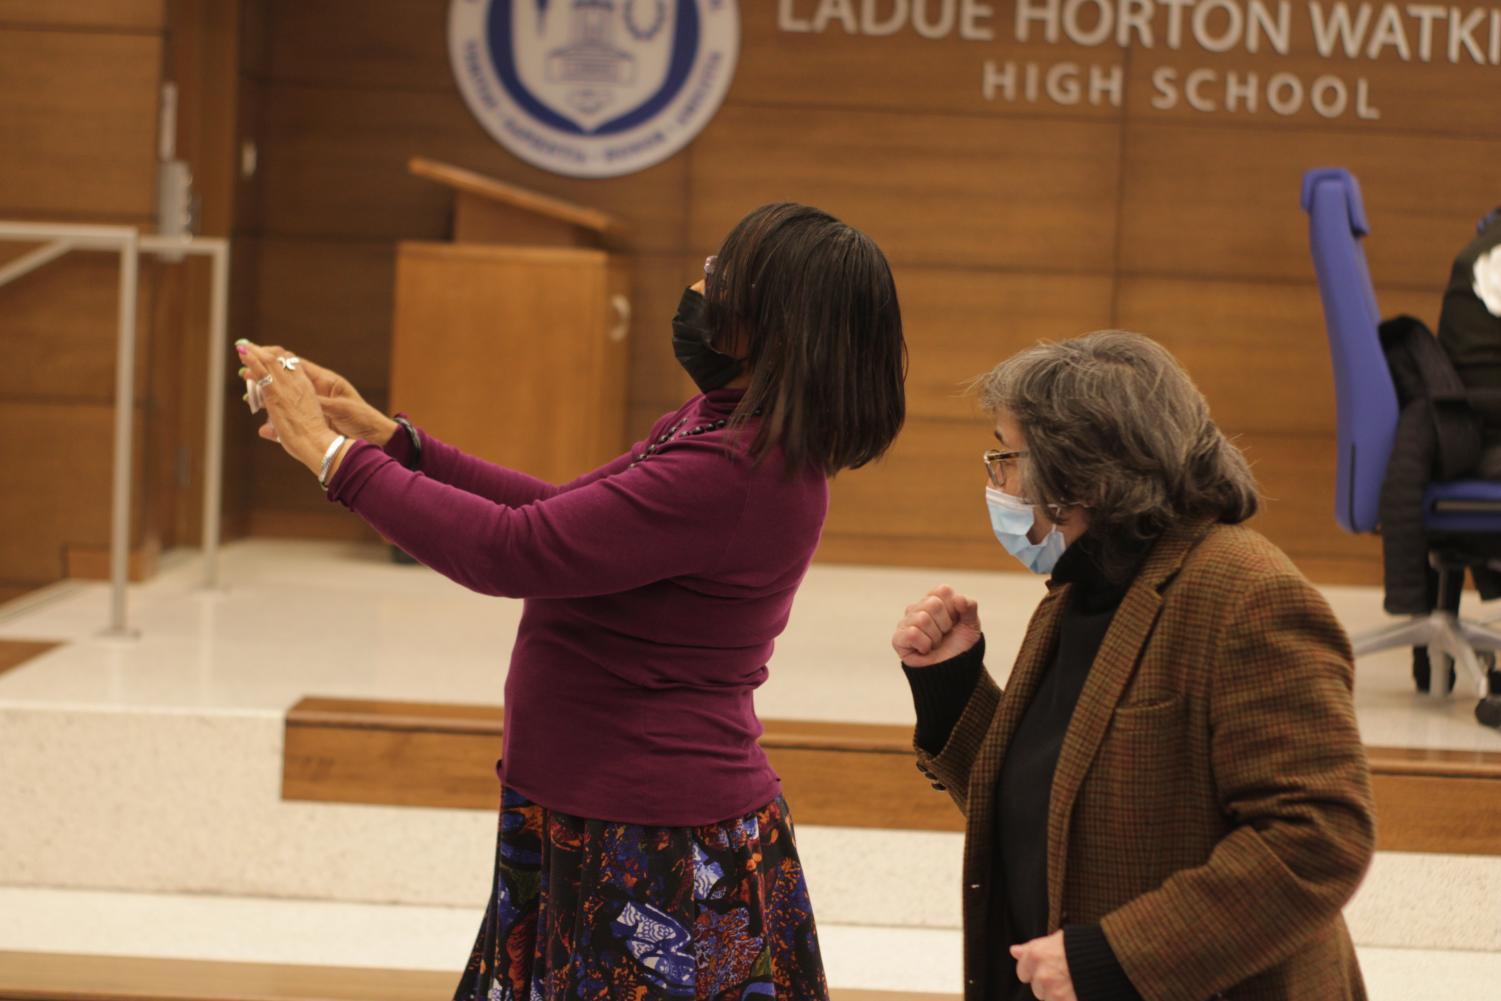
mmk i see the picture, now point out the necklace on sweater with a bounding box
[629,410,760,469]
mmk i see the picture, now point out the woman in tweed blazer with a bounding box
[893,332,1375,1001]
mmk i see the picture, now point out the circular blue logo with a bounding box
[450,0,740,178]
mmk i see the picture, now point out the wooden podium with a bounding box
[390,158,630,483]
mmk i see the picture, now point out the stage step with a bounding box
[0,641,55,680]
[0,952,450,1001]
[5,694,1501,954]
[283,696,1501,855]
[0,952,957,1001]
[4,886,1501,1001]
[284,697,955,832]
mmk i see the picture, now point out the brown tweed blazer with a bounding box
[917,520,1376,1001]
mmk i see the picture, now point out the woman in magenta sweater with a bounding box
[238,203,907,1001]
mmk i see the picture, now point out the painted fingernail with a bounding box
[241,392,248,402]
[234,338,249,346]
[236,346,248,356]
[237,367,247,377]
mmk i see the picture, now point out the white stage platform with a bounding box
[2,539,1498,749]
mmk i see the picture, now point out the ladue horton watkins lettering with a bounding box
[779,0,1501,67]
[776,0,1501,121]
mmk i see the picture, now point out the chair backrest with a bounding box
[1300,167,1399,534]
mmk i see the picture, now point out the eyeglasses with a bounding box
[983,448,1029,488]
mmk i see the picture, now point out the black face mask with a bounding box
[671,286,744,393]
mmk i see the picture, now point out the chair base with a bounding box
[1351,612,1501,700]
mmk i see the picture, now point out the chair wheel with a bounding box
[1477,698,1501,728]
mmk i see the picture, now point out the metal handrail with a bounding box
[0,222,231,636]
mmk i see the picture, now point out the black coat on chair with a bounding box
[1377,315,1484,615]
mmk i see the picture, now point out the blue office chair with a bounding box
[1301,167,1501,727]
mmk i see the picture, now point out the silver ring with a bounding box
[277,355,301,371]
[257,374,273,388]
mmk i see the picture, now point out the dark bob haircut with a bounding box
[706,202,906,477]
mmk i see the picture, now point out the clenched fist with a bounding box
[892,584,982,668]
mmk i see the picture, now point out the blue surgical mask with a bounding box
[986,486,1066,575]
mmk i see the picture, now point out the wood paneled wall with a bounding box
[0,1,166,590]
[0,1,265,594]
[241,1,1501,584]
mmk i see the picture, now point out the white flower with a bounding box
[1472,246,1501,316]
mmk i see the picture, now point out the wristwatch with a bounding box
[392,414,422,470]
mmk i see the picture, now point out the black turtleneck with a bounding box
[904,534,1144,1001]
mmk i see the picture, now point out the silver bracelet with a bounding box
[318,434,348,489]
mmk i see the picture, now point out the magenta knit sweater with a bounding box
[325,389,829,824]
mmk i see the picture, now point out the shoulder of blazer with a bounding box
[1176,522,1302,582]
[1158,522,1313,625]
[1135,521,1297,591]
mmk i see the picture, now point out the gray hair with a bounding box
[975,330,1258,576]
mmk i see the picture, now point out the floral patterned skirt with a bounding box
[454,786,828,1001]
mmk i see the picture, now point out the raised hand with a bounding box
[237,341,344,479]
[892,584,982,667]
[241,344,395,446]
